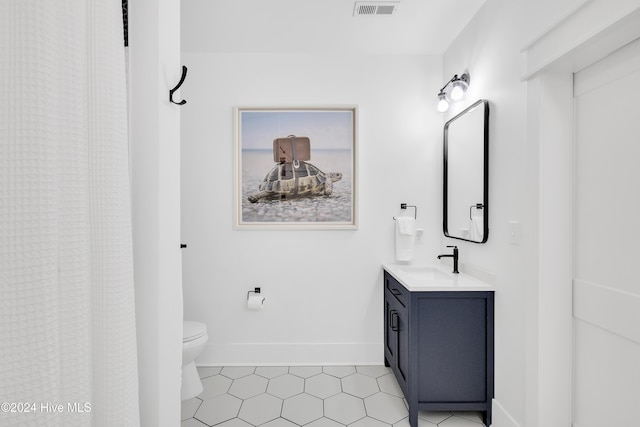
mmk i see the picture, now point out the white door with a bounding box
[572,38,640,426]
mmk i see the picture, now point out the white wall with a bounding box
[522,0,590,44]
[129,0,183,425]
[180,52,443,364]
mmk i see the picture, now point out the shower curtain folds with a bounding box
[0,1,140,426]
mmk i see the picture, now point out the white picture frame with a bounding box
[234,106,358,229]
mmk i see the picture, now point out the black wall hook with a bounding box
[169,66,188,105]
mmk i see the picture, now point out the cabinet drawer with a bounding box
[385,272,408,307]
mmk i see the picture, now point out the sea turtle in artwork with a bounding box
[248,161,342,203]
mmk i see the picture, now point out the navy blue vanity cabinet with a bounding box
[383,270,495,427]
[384,276,410,395]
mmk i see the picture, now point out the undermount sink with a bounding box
[394,266,453,283]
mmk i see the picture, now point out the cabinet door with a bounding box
[384,289,397,365]
[417,296,487,402]
[395,299,409,391]
[384,289,408,394]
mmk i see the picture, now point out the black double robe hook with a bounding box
[169,66,188,105]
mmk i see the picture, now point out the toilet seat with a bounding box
[183,321,207,343]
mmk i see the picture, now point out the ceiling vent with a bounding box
[353,2,399,16]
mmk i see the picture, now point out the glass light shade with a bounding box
[437,94,449,112]
[450,79,468,101]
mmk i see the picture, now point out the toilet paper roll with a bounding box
[247,294,265,310]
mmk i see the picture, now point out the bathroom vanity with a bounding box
[382,264,494,427]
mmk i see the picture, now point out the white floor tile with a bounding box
[439,415,484,427]
[307,417,346,427]
[392,417,410,427]
[325,393,367,425]
[238,393,283,426]
[256,366,289,379]
[267,373,305,399]
[215,418,254,427]
[261,418,299,427]
[350,416,391,427]
[195,394,242,426]
[356,366,391,378]
[364,392,407,424]
[452,412,484,424]
[393,417,438,427]
[282,393,324,425]
[377,373,404,398]
[221,366,256,379]
[197,366,222,379]
[181,418,209,427]
[228,374,268,399]
[181,366,486,427]
[290,366,323,378]
[342,373,380,398]
[324,366,357,378]
[198,375,232,399]
[306,373,342,399]
[418,412,453,424]
[181,398,201,421]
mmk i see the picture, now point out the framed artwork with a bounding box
[234,106,358,229]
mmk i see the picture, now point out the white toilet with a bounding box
[181,320,208,401]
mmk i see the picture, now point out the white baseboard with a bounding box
[491,399,522,427]
[197,342,383,366]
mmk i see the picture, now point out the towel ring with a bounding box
[469,203,484,220]
[394,203,417,220]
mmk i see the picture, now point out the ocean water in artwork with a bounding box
[241,149,353,223]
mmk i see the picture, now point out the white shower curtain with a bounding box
[0,1,140,426]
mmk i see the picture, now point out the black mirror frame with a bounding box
[443,99,490,244]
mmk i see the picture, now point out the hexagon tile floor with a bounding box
[181,366,486,427]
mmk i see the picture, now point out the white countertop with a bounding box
[383,263,495,292]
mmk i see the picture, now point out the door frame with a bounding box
[522,2,640,426]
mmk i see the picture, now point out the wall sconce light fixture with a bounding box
[436,72,470,112]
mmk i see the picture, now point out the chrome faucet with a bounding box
[437,245,459,274]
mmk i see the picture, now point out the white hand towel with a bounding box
[395,217,416,262]
[470,214,484,241]
[396,216,415,235]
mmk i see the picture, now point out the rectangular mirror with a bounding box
[443,99,489,243]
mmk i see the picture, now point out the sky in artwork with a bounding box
[240,110,354,150]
